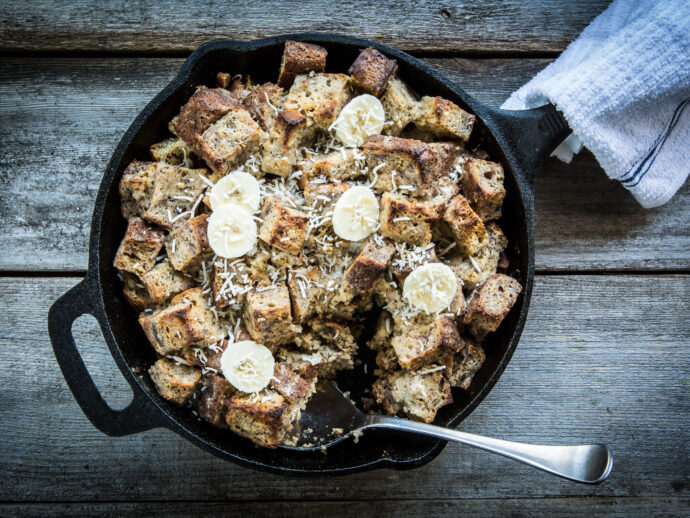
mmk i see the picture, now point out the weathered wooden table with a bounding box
[1,2,688,516]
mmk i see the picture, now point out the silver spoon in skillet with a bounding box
[281,381,613,484]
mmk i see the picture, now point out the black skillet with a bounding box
[47,34,570,476]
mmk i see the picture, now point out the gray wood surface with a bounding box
[0,1,609,54]
[1,275,688,505]
[2,498,689,518]
[1,57,687,273]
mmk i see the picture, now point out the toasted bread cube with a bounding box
[196,105,264,179]
[292,320,358,378]
[363,135,438,196]
[271,363,315,402]
[448,339,485,390]
[211,258,250,309]
[443,194,487,255]
[140,261,195,304]
[261,110,312,177]
[389,244,438,285]
[226,389,301,448]
[165,214,210,271]
[427,141,466,180]
[244,283,300,349]
[113,218,165,275]
[448,279,466,317]
[173,86,240,146]
[121,272,152,311]
[447,222,507,289]
[348,47,398,97]
[195,373,234,427]
[299,148,367,188]
[372,369,452,423]
[416,96,475,141]
[143,164,210,230]
[344,236,395,290]
[392,316,464,370]
[284,73,352,129]
[303,182,352,211]
[242,82,285,131]
[277,41,328,89]
[379,192,443,246]
[149,138,196,167]
[287,266,323,324]
[462,158,506,221]
[463,273,522,340]
[258,196,309,255]
[149,358,201,406]
[119,160,158,218]
[139,287,223,355]
[381,77,419,136]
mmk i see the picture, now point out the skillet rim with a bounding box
[85,33,535,475]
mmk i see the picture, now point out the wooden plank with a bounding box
[0,275,688,502]
[1,57,687,272]
[2,498,689,518]
[0,1,609,54]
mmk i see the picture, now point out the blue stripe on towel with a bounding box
[621,97,689,187]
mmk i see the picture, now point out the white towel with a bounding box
[501,0,690,208]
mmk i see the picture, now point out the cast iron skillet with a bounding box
[48,33,570,476]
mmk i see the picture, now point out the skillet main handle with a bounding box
[48,277,165,436]
[485,103,571,179]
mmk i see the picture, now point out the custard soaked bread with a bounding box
[115,41,522,448]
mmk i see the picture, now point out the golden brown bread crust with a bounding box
[442,193,487,256]
[372,369,453,423]
[243,283,301,349]
[463,273,522,339]
[363,135,438,196]
[242,82,285,131]
[195,105,264,179]
[113,217,165,276]
[142,164,210,230]
[416,96,476,141]
[194,373,234,427]
[299,148,366,188]
[148,358,201,406]
[284,73,352,129]
[271,363,315,402]
[379,192,441,246]
[348,47,398,97]
[344,236,395,290]
[277,41,328,89]
[258,196,309,255]
[140,261,195,304]
[391,316,464,370]
[165,214,210,271]
[121,271,152,311]
[462,157,506,221]
[173,87,240,145]
[119,160,158,219]
[448,339,486,390]
[225,390,299,448]
[261,109,311,177]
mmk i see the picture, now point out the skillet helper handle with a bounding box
[367,415,612,484]
[48,277,164,436]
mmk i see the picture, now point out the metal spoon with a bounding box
[281,381,613,484]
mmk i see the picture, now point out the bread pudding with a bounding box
[114,41,522,448]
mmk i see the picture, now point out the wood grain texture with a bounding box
[0,1,609,54]
[1,275,688,502]
[2,498,689,518]
[1,57,687,272]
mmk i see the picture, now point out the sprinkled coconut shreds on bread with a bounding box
[114,41,522,445]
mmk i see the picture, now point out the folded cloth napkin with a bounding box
[501,0,690,208]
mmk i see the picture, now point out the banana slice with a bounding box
[208,171,261,212]
[331,94,385,147]
[332,185,380,241]
[207,203,257,258]
[220,340,275,393]
[403,263,458,313]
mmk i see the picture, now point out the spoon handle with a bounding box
[366,415,612,484]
